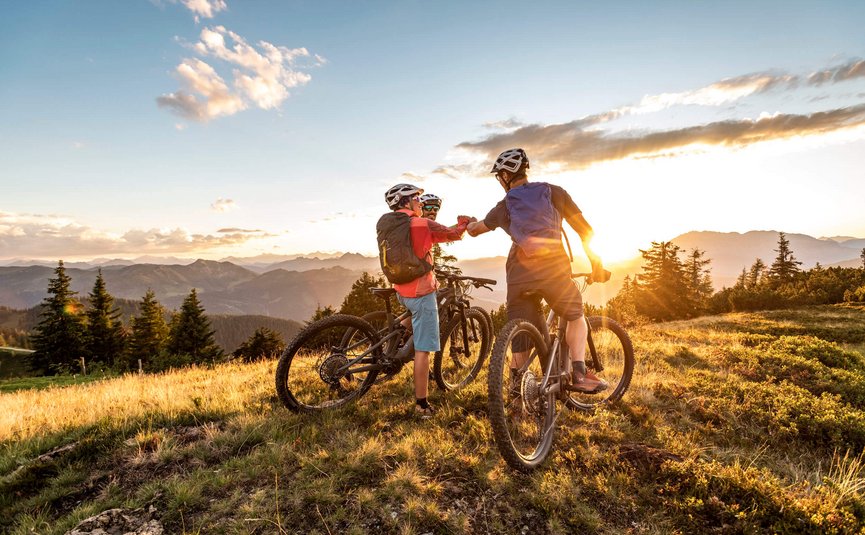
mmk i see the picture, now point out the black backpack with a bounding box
[376,212,433,284]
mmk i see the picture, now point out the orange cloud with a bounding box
[458,104,865,170]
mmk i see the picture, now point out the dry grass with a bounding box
[0,361,275,442]
[2,305,865,534]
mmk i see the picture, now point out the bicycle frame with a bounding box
[533,282,604,397]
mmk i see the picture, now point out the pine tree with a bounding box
[30,260,87,375]
[607,275,639,323]
[768,232,802,285]
[84,269,126,368]
[735,267,747,289]
[308,304,337,324]
[432,243,462,277]
[860,248,865,270]
[746,258,766,289]
[339,272,389,317]
[684,248,714,311]
[634,241,694,321]
[167,289,222,363]
[128,289,169,370]
[234,327,285,362]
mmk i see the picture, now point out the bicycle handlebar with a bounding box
[572,270,612,284]
[435,270,497,287]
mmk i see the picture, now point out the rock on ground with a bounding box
[65,506,163,535]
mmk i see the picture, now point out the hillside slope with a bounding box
[2,306,864,533]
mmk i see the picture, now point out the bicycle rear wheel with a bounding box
[275,314,381,413]
[565,316,634,411]
[433,307,491,391]
[487,319,556,472]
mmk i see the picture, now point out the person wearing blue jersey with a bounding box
[467,148,610,393]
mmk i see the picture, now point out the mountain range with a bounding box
[0,231,861,320]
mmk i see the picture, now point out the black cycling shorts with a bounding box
[506,275,583,352]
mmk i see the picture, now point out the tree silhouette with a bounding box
[339,272,389,317]
[432,243,462,277]
[84,269,126,368]
[234,327,285,362]
[768,232,802,285]
[634,241,694,321]
[128,289,169,370]
[746,258,767,289]
[167,289,222,363]
[684,248,714,312]
[30,261,86,375]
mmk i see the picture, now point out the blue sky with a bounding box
[2,1,864,262]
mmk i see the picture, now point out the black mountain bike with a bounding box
[354,272,495,391]
[487,273,635,471]
[275,275,496,413]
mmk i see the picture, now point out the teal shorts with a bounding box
[396,292,440,352]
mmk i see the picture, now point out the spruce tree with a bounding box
[84,269,126,368]
[746,258,766,289]
[30,260,87,375]
[340,272,389,317]
[234,327,285,362]
[128,289,169,370]
[432,243,462,277]
[768,232,802,284]
[308,304,337,324]
[860,248,865,270]
[684,248,714,311]
[167,289,222,363]
[735,267,747,289]
[634,241,694,321]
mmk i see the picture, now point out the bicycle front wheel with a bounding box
[275,314,381,413]
[565,316,634,411]
[433,307,491,391]
[487,319,556,472]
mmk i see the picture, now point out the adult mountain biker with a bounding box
[379,183,471,418]
[419,193,442,221]
[466,148,610,393]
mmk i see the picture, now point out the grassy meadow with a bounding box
[2,305,865,534]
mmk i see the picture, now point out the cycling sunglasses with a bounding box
[423,204,440,212]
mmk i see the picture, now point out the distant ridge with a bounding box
[0,231,861,316]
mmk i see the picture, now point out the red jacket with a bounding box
[393,209,468,298]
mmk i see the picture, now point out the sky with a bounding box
[1,0,864,263]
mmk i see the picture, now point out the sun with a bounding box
[581,234,640,264]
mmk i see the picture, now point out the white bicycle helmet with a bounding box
[490,148,530,175]
[385,183,424,210]
[419,193,442,208]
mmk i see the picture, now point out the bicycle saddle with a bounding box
[369,287,397,299]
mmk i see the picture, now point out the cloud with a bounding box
[182,0,227,21]
[217,227,262,233]
[457,104,865,170]
[483,118,525,130]
[807,59,865,86]
[158,26,323,122]
[0,212,273,258]
[157,59,246,121]
[449,58,865,172]
[211,198,237,212]
[431,163,485,180]
[604,59,863,119]
[615,72,799,117]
